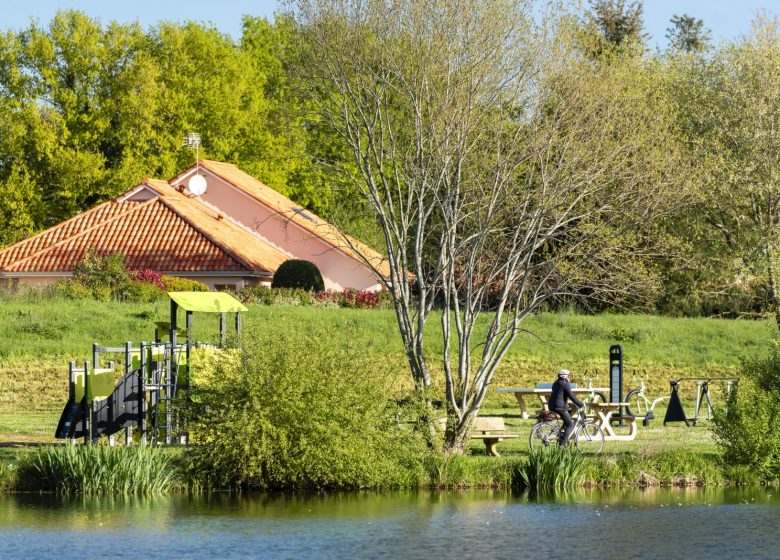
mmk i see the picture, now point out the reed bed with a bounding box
[516,447,585,491]
[28,444,178,495]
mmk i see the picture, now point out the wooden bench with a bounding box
[470,417,518,457]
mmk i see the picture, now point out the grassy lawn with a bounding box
[0,295,768,457]
[467,403,717,457]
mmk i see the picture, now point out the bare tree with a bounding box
[291,0,680,452]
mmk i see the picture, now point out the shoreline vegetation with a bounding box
[0,294,775,495]
[0,445,765,495]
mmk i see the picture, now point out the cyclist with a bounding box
[549,369,584,447]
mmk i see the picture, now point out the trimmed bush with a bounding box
[238,286,313,306]
[162,276,209,292]
[271,259,325,292]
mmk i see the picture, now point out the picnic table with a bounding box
[496,386,610,419]
[588,401,637,441]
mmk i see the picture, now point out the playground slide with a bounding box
[54,368,143,440]
[54,398,82,439]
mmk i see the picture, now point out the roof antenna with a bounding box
[183,132,207,196]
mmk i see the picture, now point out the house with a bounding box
[0,160,388,291]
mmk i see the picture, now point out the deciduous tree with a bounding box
[291,0,680,452]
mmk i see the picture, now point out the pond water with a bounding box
[0,487,778,559]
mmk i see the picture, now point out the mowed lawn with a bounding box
[0,295,771,449]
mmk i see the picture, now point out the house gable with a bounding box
[170,161,387,291]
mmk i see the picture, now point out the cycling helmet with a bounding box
[557,369,571,379]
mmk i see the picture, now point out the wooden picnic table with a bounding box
[496,386,610,419]
[588,401,637,441]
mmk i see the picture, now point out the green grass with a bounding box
[0,294,769,490]
[0,295,768,436]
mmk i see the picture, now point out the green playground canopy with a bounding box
[168,291,247,313]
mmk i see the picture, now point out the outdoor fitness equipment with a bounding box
[624,370,670,427]
[54,291,247,445]
[662,377,739,427]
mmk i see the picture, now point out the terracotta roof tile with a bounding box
[0,200,142,269]
[3,199,250,273]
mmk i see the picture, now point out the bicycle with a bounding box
[625,370,669,426]
[581,376,608,407]
[529,407,605,454]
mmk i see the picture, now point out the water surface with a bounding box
[0,487,777,559]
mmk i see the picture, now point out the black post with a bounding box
[68,361,76,445]
[220,312,226,346]
[235,312,241,337]
[125,341,132,446]
[170,300,178,347]
[609,344,624,426]
[140,342,147,444]
[83,360,91,445]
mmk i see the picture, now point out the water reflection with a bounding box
[0,487,778,559]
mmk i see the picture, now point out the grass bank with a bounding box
[0,296,769,426]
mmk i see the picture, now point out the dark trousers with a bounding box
[554,408,574,443]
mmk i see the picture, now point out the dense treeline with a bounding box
[2,3,780,320]
[0,12,372,246]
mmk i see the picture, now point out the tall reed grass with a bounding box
[27,444,178,495]
[516,447,585,491]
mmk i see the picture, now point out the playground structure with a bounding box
[55,292,247,445]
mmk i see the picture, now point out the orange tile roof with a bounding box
[0,199,143,269]
[0,177,293,275]
[2,198,251,273]
[194,160,392,279]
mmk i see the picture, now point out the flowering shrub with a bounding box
[130,269,165,289]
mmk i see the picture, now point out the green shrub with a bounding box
[24,444,178,495]
[184,326,426,490]
[711,344,780,479]
[121,281,165,303]
[73,250,133,296]
[238,286,314,306]
[271,259,325,292]
[45,280,93,300]
[161,276,209,292]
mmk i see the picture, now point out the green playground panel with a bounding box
[74,367,116,401]
[168,291,247,313]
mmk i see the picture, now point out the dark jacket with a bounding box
[549,378,583,411]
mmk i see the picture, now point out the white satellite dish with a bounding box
[188,174,207,197]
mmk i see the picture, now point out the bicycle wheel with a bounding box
[529,422,559,451]
[574,422,604,454]
[625,389,646,417]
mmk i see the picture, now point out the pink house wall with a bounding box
[173,172,383,292]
